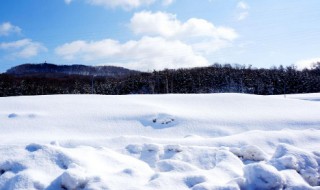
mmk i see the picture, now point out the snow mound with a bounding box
[60,164,89,190]
[1,142,320,189]
[244,163,285,190]
[230,145,268,162]
[184,175,207,188]
[281,170,315,190]
[156,160,197,172]
[0,145,72,190]
[0,161,26,176]
[270,143,320,186]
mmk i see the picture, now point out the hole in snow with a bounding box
[184,175,206,188]
[0,169,5,175]
[126,144,142,154]
[28,114,36,118]
[139,113,177,129]
[8,113,18,118]
[0,161,26,174]
[165,145,183,153]
[122,168,134,175]
[25,143,43,152]
[149,174,160,181]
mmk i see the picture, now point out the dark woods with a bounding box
[0,63,320,96]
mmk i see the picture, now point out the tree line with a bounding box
[0,63,320,96]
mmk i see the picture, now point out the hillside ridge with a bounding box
[5,63,140,77]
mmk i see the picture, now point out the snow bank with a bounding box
[0,93,320,189]
[0,143,320,189]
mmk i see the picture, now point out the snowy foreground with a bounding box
[1,93,320,190]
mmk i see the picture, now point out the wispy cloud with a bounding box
[237,12,249,21]
[65,0,174,10]
[0,22,21,36]
[64,0,72,4]
[237,1,249,10]
[0,39,47,58]
[236,1,249,21]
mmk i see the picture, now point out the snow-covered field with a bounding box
[1,93,320,190]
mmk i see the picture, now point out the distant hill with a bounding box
[5,63,140,77]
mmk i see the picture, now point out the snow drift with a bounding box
[0,93,320,189]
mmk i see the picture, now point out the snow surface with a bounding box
[0,93,320,189]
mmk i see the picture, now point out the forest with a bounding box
[0,63,320,97]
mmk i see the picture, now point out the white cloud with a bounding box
[236,1,249,21]
[295,58,320,70]
[65,0,72,4]
[66,0,174,9]
[55,11,238,71]
[237,12,249,21]
[0,22,21,36]
[0,39,47,58]
[130,11,238,55]
[162,0,174,6]
[130,11,238,41]
[192,39,232,54]
[55,36,209,71]
[130,11,180,37]
[237,1,249,10]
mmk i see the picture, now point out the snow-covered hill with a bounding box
[1,93,320,189]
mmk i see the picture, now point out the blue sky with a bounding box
[0,0,320,72]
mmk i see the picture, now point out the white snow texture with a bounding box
[0,93,320,189]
